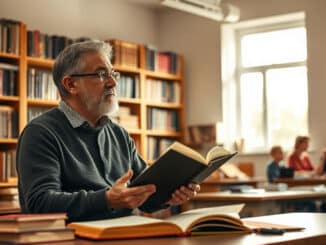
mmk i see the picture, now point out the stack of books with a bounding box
[0,213,75,244]
[0,185,19,214]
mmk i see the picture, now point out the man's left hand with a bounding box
[166,183,200,206]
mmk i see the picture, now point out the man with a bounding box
[17,40,200,222]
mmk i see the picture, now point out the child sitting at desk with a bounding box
[266,146,285,183]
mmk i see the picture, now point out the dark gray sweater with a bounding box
[17,107,148,222]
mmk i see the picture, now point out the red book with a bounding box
[158,53,170,74]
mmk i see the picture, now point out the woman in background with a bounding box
[288,136,314,172]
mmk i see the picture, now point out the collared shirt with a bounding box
[58,100,109,128]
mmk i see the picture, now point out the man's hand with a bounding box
[106,169,156,209]
[166,183,200,206]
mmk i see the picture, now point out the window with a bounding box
[221,13,308,152]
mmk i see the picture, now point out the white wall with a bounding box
[0,0,159,45]
[158,0,326,177]
[158,10,222,125]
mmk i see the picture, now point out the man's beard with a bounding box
[82,90,119,116]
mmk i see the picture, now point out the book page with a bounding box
[72,215,163,229]
[206,145,231,162]
[169,142,207,164]
[164,204,245,232]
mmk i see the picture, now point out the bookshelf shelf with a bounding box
[0,96,19,102]
[146,130,182,137]
[0,52,20,60]
[27,99,59,107]
[27,57,54,68]
[0,138,18,144]
[126,128,142,135]
[119,98,142,104]
[145,70,182,80]
[146,102,183,109]
[114,65,141,74]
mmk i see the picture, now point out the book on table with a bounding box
[0,228,75,244]
[68,203,303,240]
[0,213,67,232]
[0,213,75,244]
[129,141,237,208]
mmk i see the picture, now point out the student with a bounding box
[16,40,200,222]
[288,136,314,172]
[266,146,284,183]
[287,136,317,212]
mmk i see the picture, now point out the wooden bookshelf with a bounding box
[0,21,186,184]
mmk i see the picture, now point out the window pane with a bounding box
[266,66,308,149]
[240,72,264,150]
[241,27,307,67]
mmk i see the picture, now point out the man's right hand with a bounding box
[106,169,156,209]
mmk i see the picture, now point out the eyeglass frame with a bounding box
[69,69,120,83]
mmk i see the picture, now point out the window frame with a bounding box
[221,12,308,153]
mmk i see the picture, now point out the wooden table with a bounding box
[274,176,326,187]
[201,177,265,192]
[68,213,326,245]
[183,190,326,216]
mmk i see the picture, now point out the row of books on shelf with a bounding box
[147,108,179,131]
[0,63,18,96]
[145,46,179,74]
[146,78,181,103]
[116,74,140,99]
[0,106,18,138]
[27,68,59,100]
[0,151,16,182]
[0,19,20,55]
[28,107,48,122]
[108,39,139,68]
[27,30,75,59]
[147,137,174,160]
[111,106,139,129]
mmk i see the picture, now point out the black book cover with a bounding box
[129,149,237,209]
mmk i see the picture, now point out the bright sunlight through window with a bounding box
[239,25,308,152]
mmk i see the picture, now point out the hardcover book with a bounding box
[68,204,303,240]
[129,142,237,208]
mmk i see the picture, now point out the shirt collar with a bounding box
[58,100,110,128]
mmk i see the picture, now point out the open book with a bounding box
[130,142,237,209]
[68,204,249,240]
[68,204,303,240]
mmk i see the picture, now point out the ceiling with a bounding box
[124,0,223,9]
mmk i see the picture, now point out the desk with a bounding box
[201,177,265,192]
[183,190,326,216]
[274,176,326,187]
[72,213,326,245]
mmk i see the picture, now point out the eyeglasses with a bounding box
[69,70,120,83]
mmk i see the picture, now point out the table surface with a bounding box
[274,176,326,186]
[70,212,326,245]
[191,189,326,202]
